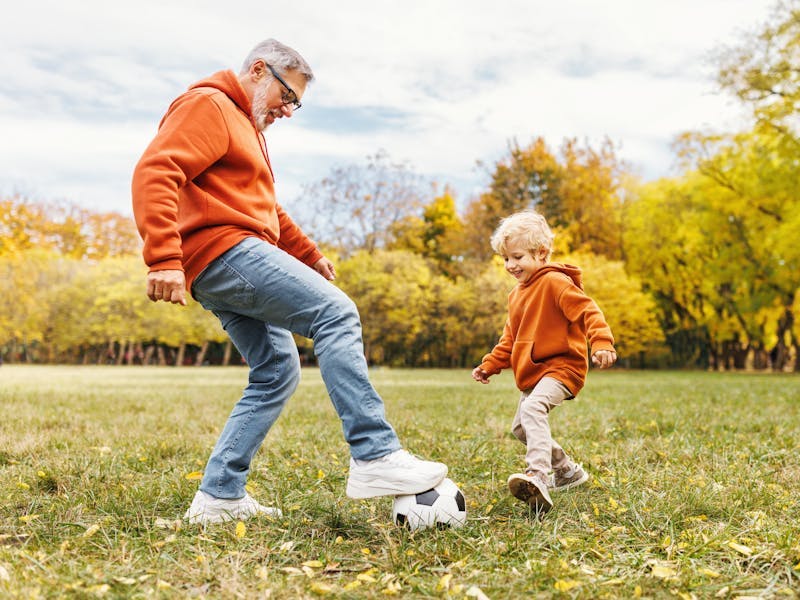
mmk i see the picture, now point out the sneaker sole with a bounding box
[551,470,589,493]
[508,476,553,514]
[345,468,448,499]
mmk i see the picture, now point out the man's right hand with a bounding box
[146,269,187,306]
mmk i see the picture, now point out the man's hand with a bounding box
[591,349,617,369]
[472,366,491,384]
[146,269,187,306]
[313,257,336,281]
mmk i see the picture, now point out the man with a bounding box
[132,38,447,525]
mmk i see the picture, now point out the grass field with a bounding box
[1,366,799,599]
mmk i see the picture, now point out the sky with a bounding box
[1,0,778,218]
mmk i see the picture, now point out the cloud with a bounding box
[0,0,775,215]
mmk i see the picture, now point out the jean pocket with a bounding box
[193,258,256,310]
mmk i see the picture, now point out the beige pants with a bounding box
[511,377,574,476]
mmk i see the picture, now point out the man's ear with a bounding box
[250,60,266,81]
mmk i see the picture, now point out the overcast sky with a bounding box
[1,0,776,217]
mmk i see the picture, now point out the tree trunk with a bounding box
[222,340,232,366]
[195,341,209,366]
[175,344,186,367]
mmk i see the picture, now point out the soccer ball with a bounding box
[392,478,466,531]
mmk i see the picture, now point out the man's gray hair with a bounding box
[240,38,314,83]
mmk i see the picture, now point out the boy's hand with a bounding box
[592,349,617,369]
[472,367,491,384]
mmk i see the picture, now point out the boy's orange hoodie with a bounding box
[131,70,322,293]
[479,263,615,395]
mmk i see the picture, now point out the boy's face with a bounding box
[502,236,547,283]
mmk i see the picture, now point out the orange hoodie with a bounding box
[131,70,322,293]
[479,263,615,395]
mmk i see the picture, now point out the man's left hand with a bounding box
[313,257,336,281]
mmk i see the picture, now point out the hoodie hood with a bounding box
[522,262,583,290]
[188,70,251,118]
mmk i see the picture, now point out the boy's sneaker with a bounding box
[346,449,448,499]
[184,490,283,525]
[508,471,553,515]
[551,463,589,492]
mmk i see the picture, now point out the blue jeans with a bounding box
[191,237,400,499]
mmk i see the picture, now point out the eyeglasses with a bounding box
[265,63,302,111]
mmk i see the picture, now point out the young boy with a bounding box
[472,210,617,515]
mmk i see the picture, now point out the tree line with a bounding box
[1,2,798,370]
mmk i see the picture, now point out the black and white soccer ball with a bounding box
[392,478,466,531]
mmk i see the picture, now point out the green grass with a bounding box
[1,366,798,599]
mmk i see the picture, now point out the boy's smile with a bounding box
[502,236,547,283]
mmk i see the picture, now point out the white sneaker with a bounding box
[184,490,283,525]
[346,449,448,499]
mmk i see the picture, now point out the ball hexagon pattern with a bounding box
[392,477,466,531]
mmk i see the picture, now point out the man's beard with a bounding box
[252,83,277,131]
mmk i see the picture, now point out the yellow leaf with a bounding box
[256,566,268,580]
[361,548,371,555]
[728,541,753,556]
[184,471,203,481]
[156,580,171,590]
[16,482,30,490]
[699,568,720,578]
[19,515,40,523]
[436,574,453,591]
[83,524,101,538]
[310,582,332,595]
[382,580,402,595]
[302,560,324,568]
[0,565,9,582]
[334,536,343,544]
[357,573,377,583]
[554,579,581,592]
[650,565,676,578]
[317,469,325,479]
[235,521,246,538]
[344,581,362,591]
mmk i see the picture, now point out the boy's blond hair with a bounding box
[490,210,554,260]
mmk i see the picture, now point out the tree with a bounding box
[292,150,429,256]
[390,191,467,278]
[463,137,627,261]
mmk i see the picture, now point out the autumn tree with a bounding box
[292,150,429,256]
[463,137,626,261]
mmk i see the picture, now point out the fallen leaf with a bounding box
[650,565,677,578]
[19,515,40,523]
[235,521,246,538]
[302,560,324,568]
[436,574,453,591]
[184,471,203,481]
[83,524,101,538]
[0,565,9,582]
[554,579,581,592]
[728,541,753,556]
[699,568,720,578]
[310,582,332,595]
